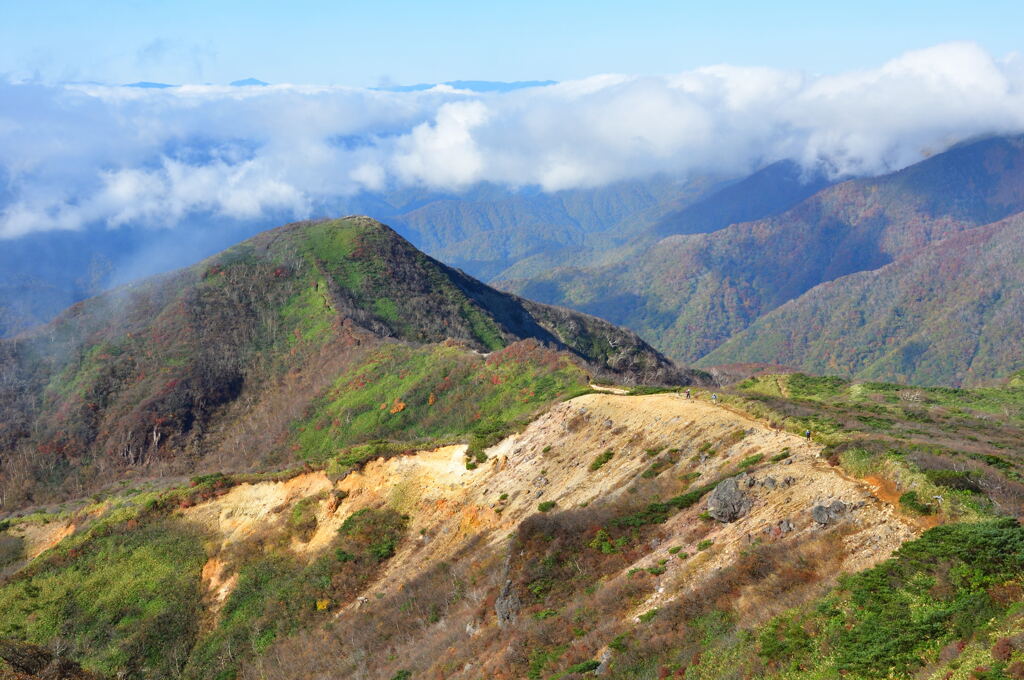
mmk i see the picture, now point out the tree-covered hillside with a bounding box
[503,135,1024,384]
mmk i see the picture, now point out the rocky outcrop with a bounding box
[495,553,521,627]
[707,475,752,522]
[811,500,847,526]
[495,579,521,627]
[594,648,613,675]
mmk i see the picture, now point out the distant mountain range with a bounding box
[501,135,1024,386]
[119,79,549,91]
[376,79,557,92]
[4,135,1024,387]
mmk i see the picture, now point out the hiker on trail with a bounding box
[711,393,718,404]
[685,389,691,399]
[804,429,811,439]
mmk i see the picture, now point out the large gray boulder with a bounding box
[811,500,847,525]
[707,476,752,522]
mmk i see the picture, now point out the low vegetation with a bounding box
[589,449,615,471]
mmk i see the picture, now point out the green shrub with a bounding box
[538,501,557,512]
[641,459,672,478]
[533,608,559,620]
[564,660,600,673]
[638,608,659,623]
[697,539,714,551]
[899,490,934,515]
[770,450,791,462]
[758,520,1024,678]
[0,532,24,569]
[724,429,748,446]
[527,644,567,679]
[612,481,719,528]
[338,508,408,562]
[588,529,625,554]
[288,494,324,540]
[590,449,614,471]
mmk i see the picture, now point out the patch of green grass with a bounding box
[0,517,205,679]
[186,507,407,679]
[293,342,589,464]
[279,277,334,348]
[638,609,659,623]
[527,644,567,680]
[737,453,764,469]
[538,501,557,513]
[697,539,714,551]
[627,386,680,396]
[785,374,851,400]
[287,493,324,540]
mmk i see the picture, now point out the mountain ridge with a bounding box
[0,216,696,509]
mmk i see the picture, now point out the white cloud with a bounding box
[3,42,1024,237]
[393,100,489,187]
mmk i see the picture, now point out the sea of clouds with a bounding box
[3,41,1024,238]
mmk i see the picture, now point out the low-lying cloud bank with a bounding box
[3,42,1024,238]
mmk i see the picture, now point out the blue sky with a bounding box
[2,0,1023,85]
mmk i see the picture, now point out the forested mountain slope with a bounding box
[0,217,692,509]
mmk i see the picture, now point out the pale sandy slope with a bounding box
[182,392,917,623]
